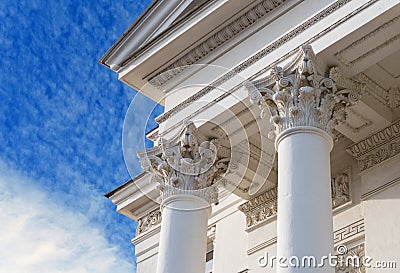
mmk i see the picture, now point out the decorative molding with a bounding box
[388,87,400,109]
[155,0,374,125]
[136,208,162,236]
[137,121,230,204]
[240,169,351,230]
[238,187,278,231]
[247,237,277,255]
[357,72,400,110]
[350,34,400,67]
[346,120,400,171]
[361,176,400,200]
[336,243,365,273]
[333,219,365,244]
[247,220,364,256]
[246,46,362,136]
[149,0,288,87]
[335,15,400,67]
[356,72,389,107]
[357,139,400,171]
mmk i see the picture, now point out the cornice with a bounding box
[346,120,400,158]
[100,0,216,70]
[155,0,377,128]
[105,172,147,201]
[149,0,288,87]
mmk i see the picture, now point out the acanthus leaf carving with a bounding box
[336,243,366,273]
[138,121,230,204]
[245,45,364,136]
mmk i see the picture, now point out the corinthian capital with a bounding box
[137,121,230,205]
[245,45,364,137]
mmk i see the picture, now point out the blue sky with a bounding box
[0,0,163,272]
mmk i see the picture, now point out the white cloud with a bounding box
[0,161,135,273]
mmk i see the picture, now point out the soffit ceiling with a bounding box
[318,6,400,142]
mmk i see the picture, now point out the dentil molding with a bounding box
[149,0,288,88]
[346,120,400,171]
[238,187,278,231]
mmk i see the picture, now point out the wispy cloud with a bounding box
[0,161,135,273]
[0,0,157,268]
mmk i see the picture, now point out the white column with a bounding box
[276,127,334,272]
[156,195,210,273]
[246,45,362,272]
[138,122,229,273]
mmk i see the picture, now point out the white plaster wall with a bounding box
[134,230,160,273]
[362,155,400,271]
[136,253,159,273]
[213,210,248,273]
[248,243,277,273]
[363,184,400,271]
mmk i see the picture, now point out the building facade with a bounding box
[101,1,400,272]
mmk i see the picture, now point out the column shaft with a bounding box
[276,127,334,273]
[156,195,210,273]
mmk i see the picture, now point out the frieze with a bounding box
[346,120,400,171]
[136,209,162,236]
[238,187,278,230]
[240,170,352,230]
